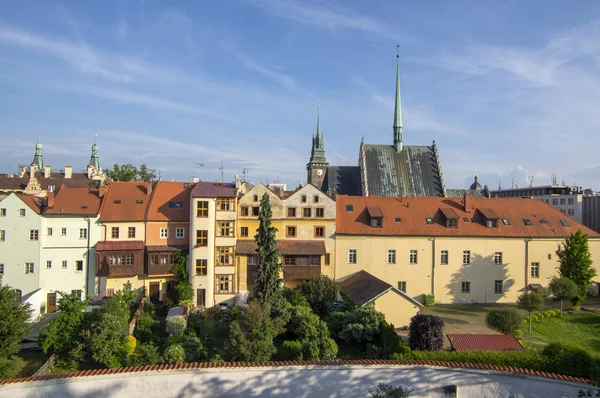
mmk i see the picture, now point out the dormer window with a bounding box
[523,219,532,226]
[346,205,353,212]
[486,219,498,228]
[471,218,477,223]
[184,183,190,189]
[440,208,459,229]
[114,200,121,204]
[168,201,183,208]
[370,218,382,228]
[395,217,401,223]
[447,219,458,228]
[463,217,469,223]
[560,220,569,226]
[479,208,499,228]
[540,219,547,224]
[136,200,144,204]
[367,207,384,228]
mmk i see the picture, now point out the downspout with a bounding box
[84,215,91,297]
[430,237,436,295]
[525,238,532,292]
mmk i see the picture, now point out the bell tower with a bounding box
[306,105,328,189]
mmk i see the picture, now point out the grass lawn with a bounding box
[528,311,600,354]
[1,350,49,379]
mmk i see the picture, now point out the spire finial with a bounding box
[37,131,41,143]
[316,104,321,138]
[393,45,403,152]
[94,132,98,143]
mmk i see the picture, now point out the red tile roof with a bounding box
[15,194,44,214]
[236,240,326,255]
[447,334,523,352]
[336,195,600,238]
[99,182,152,222]
[96,240,144,251]
[45,188,102,215]
[191,182,236,198]
[145,181,193,222]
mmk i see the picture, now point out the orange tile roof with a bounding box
[145,181,193,222]
[45,187,102,215]
[15,194,44,214]
[336,195,600,238]
[447,334,523,352]
[98,181,152,222]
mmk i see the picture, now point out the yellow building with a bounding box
[236,183,336,294]
[335,194,600,304]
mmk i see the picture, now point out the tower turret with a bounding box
[31,134,44,170]
[306,105,329,188]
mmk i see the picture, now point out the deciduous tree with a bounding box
[105,164,156,182]
[408,314,444,351]
[549,277,579,316]
[517,291,543,333]
[557,228,596,307]
[0,284,32,359]
[300,275,340,318]
[171,250,193,306]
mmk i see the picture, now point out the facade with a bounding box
[189,182,238,308]
[144,181,193,303]
[335,194,600,304]
[582,194,600,233]
[41,188,103,311]
[236,183,336,294]
[491,184,586,222]
[306,56,446,198]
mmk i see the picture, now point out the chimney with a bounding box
[47,191,55,209]
[193,175,199,184]
[64,166,72,179]
[146,181,153,195]
[44,165,52,178]
[464,193,471,213]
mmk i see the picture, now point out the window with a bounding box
[240,206,249,216]
[106,288,115,297]
[19,208,26,216]
[286,226,297,237]
[463,217,469,223]
[303,208,312,217]
[168,201,183,209]
[486,219,498,228]
[523,219,532,226]
[502,219,511,226]
[111,227,119,239]
[248,255,257,266]
[47,228,53,236]
[494,280,503,294]
[426,218,434,225]
[136,200,143,204]
[461,281,471,293]
[471,218,477,223]
[560,198,566,205]
[46,261,52,269]
[440,250,448,265]
[72,290,82,300]
[0,208,5,216]
[150,255,158,265]
[30,230,39,241]
[325,253,331,265]
[395,217,402,223]
[196,230,208,246]
[346,205,353,212]
[217,221,234,237]
[348,249,357,264]
[128,227,136,238]
[560,220,569,226]
[409,250,418,264]
[531,262,539,278]
[309,256,321,266]
[252,206,260,216]
[240,227,249,237]
[371,218,383,227]
[61,227,67,236]
[62,260,67,269]
[314,226,325,238]
[552,198,558,205]
[216,198,235,211]
[159,228,168,239]
[197,201,209,217]
[287,207,297,217]
[387,250,396,264]
[79,228,87,239]
[560,209,566,214]
[216,275,233,294]
[540,219,547,224]
[301,195,307,203]
[397,281,406,293]
[568,208,575,216]
[494,252,503,265]
[0,264,3,275]
[253,194,259,202]
[114,200,121,204]
[25,263,34,274]
[76,260,83,271]
[568,198,575,205]
[315,208,324,218]
[0,230,4,241]
[463,250,471,265]
[196,259,207,276]
[284,255,296,266]
[446,219,458,228]
[216,247,234,265]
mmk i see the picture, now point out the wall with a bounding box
[145,221,189,246]
[373,290,421,328]
[189,198,216,307]
[99,222,146,241]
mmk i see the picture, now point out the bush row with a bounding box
[524,309,561,323]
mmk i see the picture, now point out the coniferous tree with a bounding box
[254,193,284,304]
[557,228,596,307]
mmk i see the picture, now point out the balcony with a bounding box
[96,240,145,277]
[146,245,187,276]
[283,265,322,281]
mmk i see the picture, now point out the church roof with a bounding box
[321,166,362,197]
[362,144,444,197]
[447,188,490,199]
[0,172,93,191]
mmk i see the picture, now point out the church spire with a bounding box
[393,46,403,152]
[316,104,322,139]
[31,133,44,170]
[88,133,100,170]
[309,105,327,164]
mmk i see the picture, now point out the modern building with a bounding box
[306,56,446,198]
[335,194,600,304]
[582,194,600,233]
[236,183,336,295]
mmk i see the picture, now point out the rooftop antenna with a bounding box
[242,168,249,181]
[498,180,502,190]
[219,156,224,182]
[157,168,162,181]
[528,176,534,187]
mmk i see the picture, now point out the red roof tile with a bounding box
[447,334,523,352]
[45,188,102,215]
[191,182,236,198]
[99,182,152,222]
[15,194,44,214]
[96,240,144,251]
[145,181,193,222]
[336,195,600,238]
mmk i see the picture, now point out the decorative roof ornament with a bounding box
[393,45,403,153]
[88,133,100,170]
[31,132,44,170]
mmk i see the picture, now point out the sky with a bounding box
[2,1,600,190]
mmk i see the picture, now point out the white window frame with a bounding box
[531,262,539,278]
[25,263,34,274]
[397,281,406,292]
[494,252,503,265]
[387,250,396,264]
[176,227,185,239]
[46,260,52,269]
[348,249,357,264]
[0,263,3,274]
[47,228,53,236]
[61,227,67,236]
[440,250,448,265]
[30,229,39,241]
[494,280,503,294]
[247,254,257,266]
[79,228,88,239]
[62,260,67,269]
[0,230,5,241]
[461,281,471,293]
[76,260,84,271]
[160,228,169,239]
[463,250,471,265]
[409,250,418,265]
[0,208,5,216]
[19,208,26,216]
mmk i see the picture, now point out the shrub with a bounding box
[187,313,204,337]
[166,316,187,336]
[375,321,410,359]
[283,288,309,308]
[542,342,592,377]
[128,342,161,366]
[369,383,412,398]
[142,300,155,317]
[126,335,137,354]
[280,340,303,361]
[485,308,522,335]
[331,307,385,345]
[287,305,338,360]
[0,358,18,379]
[163,344,186,364]
[181,337,206,362]
[423,294,435,306]
[300,275,341,318]
[408,314,444,351]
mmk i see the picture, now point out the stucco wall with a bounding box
[373,290,421,328]
[100,222,146,241]
[145,221,189,246]
[190,198,217,307]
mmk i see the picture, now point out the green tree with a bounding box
[0,284,32,359]
[300,275,340,318]
[105,163,156,182]
[40,291,89,367]
[113,281,138,307]
[485,308,521,335]
[329,307,385,345]
[549,277,579,316]
[128,342,161,366]
[408,314,444,351]
[517,291,543,333]
[287,305,338,360]
[166,316,187,336]
[369,384,412,398]
[254,193,284,305]
[557,228,596,307]
[138,164,156,182]
[163,344,186,364]
[538,286,553,322]
[171,250,193,306]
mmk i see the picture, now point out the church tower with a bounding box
[31,135,44,171]
[393,50,403,152]
[87,134,105,181]
[306,105,328,189]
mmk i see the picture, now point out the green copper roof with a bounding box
[309,105,327,164]
[88,134,100,169]
[31,136,44,169]
[393,55,403,130]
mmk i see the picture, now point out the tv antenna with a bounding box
[242,168,250,181]
[528,176,534,187]
[219,156,224,182]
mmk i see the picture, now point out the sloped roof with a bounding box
[447,334,523,352]
[146,181,193,222]
[363,144,444,197]
[99,182,152,222]
[0,172,93,191]
[236,240,326,255]
[190,182,236,198]
[45,188,102,215]
[321,166,361,197]
[447,188,490,199]
[95,240,144,251]
[15,194,44,214]
[336,195,600,238]
[338,270,423,307]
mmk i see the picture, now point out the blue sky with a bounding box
[2,1,600,190]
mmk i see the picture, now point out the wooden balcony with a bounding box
[95,240,145,277]
[283,265,322,281]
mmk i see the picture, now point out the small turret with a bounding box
[31,134,44,170]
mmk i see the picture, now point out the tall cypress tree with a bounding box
[254,193,284,304]
[557,228,596,306]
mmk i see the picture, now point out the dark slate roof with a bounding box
[190,182,236,198]
[446,189,491,198]
[363,144,444,197]
[321,166,361,197]
[96,240,145,251]
[0,172,93,191]
[338,270,424,307]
